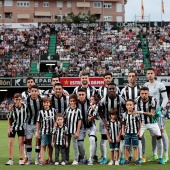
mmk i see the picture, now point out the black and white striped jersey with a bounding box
[87,104,98,126]
[121,85,140,100]
[22,89,44,103]
[64,107,82,134]
[21,90,30,103]
[99,95,126,120]
[77,99,90,128]
[43,89,69,97]
[52,125,68,146]
[122,112,140,134]
[87,104,98,117]
[8,103,27,131]
[73,85,97,100]
[107,120,121,143]
[135,96,156,124]
[98,86,120,99]
[26,96,42,125]
[37,108,56,134]
[51,95,69,114]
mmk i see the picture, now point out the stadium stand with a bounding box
[0,24,170,77]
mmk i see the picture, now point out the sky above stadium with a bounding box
[125,0,170,22]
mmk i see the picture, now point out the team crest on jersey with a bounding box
[154,85,156,88]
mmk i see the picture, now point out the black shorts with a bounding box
[101,134,107,140]
[8,129,25,138]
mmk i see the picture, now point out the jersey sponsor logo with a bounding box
[44,116,54,121]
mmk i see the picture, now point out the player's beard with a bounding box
[142,97,148,102]
[148,76,154,81]
[82,81,88,85]
[56,93,61,97]
[108,93,116,99]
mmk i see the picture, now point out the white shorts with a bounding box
[157,117,165,130]
[78,124,96,141]
[140,123,161,137]
[99,119,106,134]
[25,124,36,139]
[86,124,96,137]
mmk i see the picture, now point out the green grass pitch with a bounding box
[0,120,170,170]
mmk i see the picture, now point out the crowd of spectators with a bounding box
[148,27,170,76]
[0,25,50,77]
[55,24,145,77]
[0,23,170,77]
[53,23,170,77]
[0,96,12,114]
[1,23,170,118]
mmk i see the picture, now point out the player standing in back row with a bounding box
[73,71,97,100]
[43,75,69,97]
[21,77,44,103]
[98,72,120,99]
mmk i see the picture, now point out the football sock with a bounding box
[162,132,169,157]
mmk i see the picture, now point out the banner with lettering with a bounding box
[60,77,104,87]
[0,77,169,88]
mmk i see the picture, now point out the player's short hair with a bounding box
[51,75,60,81]
[128,70,137,77]
[147,68,155,72]
[30,84,39,90]
[108,82,117,87]
[104,71,112,78]
[81,71,89,77]
[140,86,149,92]
[109,108,118,116]
[14,93,22,99]
[42,97,51,104]
[26,77,35,83]
[69,94,78,102]
[54,83,63,88]
[77,88,86,93]
[126,99,134,104]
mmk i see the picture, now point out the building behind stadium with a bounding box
[0,0,127,23]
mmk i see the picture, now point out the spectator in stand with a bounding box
[1,24,170,77]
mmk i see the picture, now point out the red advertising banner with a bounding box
[60,77,104,87]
